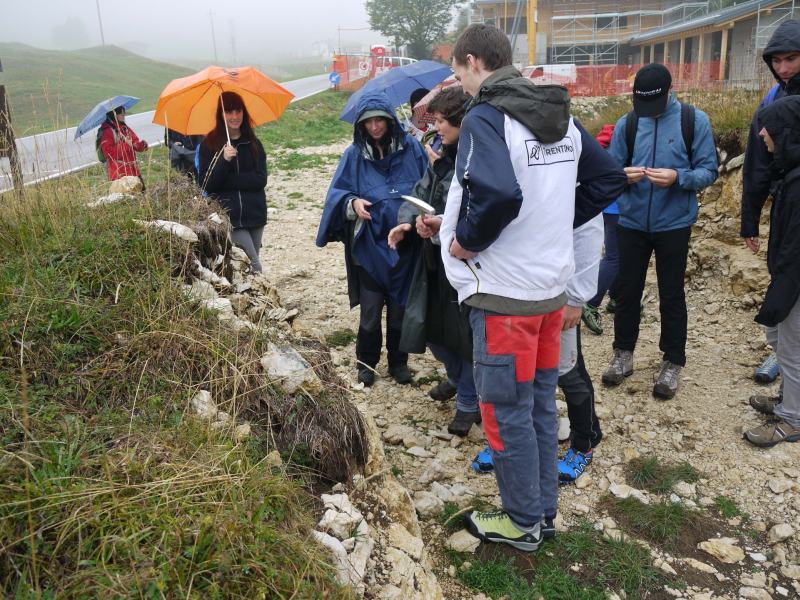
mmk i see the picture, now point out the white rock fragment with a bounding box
[406,446,434,458]
[698,537,745,564]
[192,259,232,289]
[86,192,134,207]
[134,219,198,243]
[609,483,650,504]
[201,297,235,318]
[557,417,570,442]
[386,523,424,560]
[769,479,792,494]
[208,212,225,225]
[769,523,795,545]
[419,460,447,485]
[673,481,696,498]
[738,587,773,600]
[446,529,480,554]
[413,491,445,518]
[109,175,142,194]
[259,342,322,395]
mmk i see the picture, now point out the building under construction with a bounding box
[469,0,797,87]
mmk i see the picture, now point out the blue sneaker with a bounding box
[471,448,494,473]
[754,353,780,384]
[558,448,593,484]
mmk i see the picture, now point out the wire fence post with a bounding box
[0,58,23,196]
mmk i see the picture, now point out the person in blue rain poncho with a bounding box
[316,91,427,387]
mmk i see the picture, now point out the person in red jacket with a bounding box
[98,106,148,182]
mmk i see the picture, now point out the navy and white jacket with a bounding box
[440,81,626,305]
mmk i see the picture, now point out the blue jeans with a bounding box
[470,308,563,528]
[588,213,619,308]
[428,343,478,413]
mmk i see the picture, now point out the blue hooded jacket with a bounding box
[316,91,427,307]
[608,95,718,232]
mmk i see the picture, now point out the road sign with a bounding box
[358,61,370,76]
[328,71,341,86]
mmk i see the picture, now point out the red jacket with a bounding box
[595,124,615,149]
[99,121,148,180]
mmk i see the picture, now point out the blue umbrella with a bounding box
[74,95,140,140]
[340,60,452,123]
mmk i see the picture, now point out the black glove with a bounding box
[755,275,800,327]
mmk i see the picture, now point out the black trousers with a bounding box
[558,326,602,453]
[355,268,407,370]
[613,225,691,367]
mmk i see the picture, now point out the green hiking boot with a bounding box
[464,509,542,552]
[581,304,603,335]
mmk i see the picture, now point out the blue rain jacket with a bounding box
[608,95,718,232]
[316,91,427,307]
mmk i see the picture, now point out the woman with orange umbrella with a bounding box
[153,66,294,274]
[197,91,268,272]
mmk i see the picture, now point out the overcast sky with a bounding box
[0,0,392,65]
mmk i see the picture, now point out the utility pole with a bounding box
[0,58,23,196]
[95,0,106,46]
[229,19,237,65]
[209,11,219,63]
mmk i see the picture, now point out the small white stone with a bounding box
[446,529,480,553]
[557,417,570,442]
[406,446,434,458]
[769,479,793,494]
[769,523,795,545]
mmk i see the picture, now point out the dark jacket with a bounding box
[397,144,471,359]
[316,91,428,308]
[755,96,800,327]
[197,137,268,229]
[608,95,718,232]
[741,19,800,238]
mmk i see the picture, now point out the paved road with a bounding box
[0,73,331,193]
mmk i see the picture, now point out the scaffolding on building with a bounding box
[550,1,709,65]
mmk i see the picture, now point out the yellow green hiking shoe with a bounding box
[464,510,542,552]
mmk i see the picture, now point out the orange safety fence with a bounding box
[525,61,727,97]
[331,54,373,91]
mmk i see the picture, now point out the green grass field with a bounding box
[1,43,193,135]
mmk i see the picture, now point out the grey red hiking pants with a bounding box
[469,307,563,528]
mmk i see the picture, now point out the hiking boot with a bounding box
[754,353,780,384]
[541,515,556,540]
[743,418,800,447]
[471,447,494,473]
[429,380,457,401]
[558,448,593,484]
[464,509,542,552]
[389,364,413,385]
[357,366,375,387]
[602,349,633,386]
[652,361,682,400]
[606,298,617,313]
[448,410,481,437]
[749,394,781,415]
[581,304,603,335]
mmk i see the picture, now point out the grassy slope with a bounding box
[0,43,192,135]
[0,90,362,598]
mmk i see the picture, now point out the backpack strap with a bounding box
[624,110,638,167]
[679,102,695,166]
[764,83,781,107]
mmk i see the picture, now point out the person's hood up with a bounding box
[758,95,800,175]
[763,19,800,86]
[469,65,571,144]
[353,91,405,159]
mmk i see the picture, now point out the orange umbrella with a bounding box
[152,66,294,137]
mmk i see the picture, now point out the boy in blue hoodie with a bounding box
[601,64,718,400]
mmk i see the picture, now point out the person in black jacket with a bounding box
[743,95,800,447]
[166,129,203,181]
[198,92,268,273]
[387,86,477,436]
[741,20,800,245]
[740,20,800,394]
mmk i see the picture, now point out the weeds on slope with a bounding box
[0,172,361,598]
